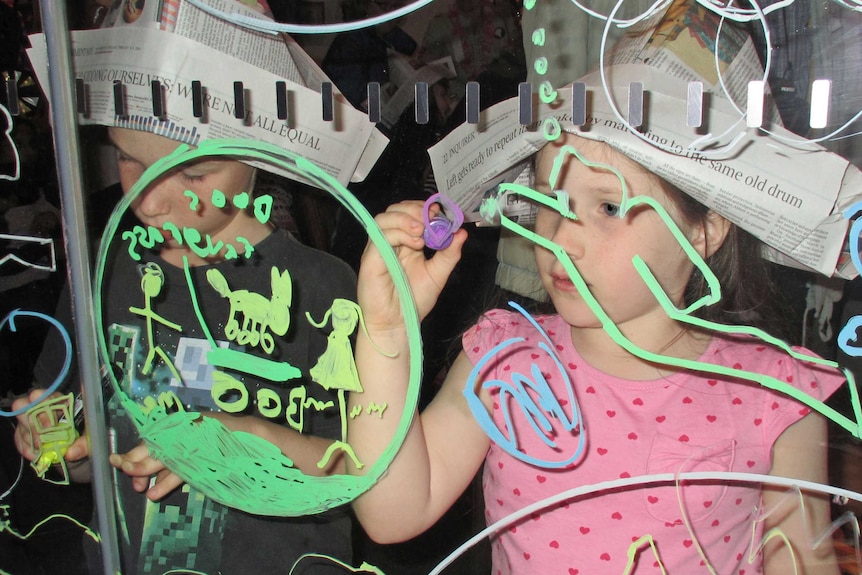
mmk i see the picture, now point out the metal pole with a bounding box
[36,1,122,573]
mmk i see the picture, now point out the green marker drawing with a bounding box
[484,144,862,438]
[94,138,423,516]
[184,189,199,211]
[127,262,184,382]
[207,266,293,355]
[307,299,367,470]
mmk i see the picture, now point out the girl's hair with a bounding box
[521,138,793,339]
[656,177,793,340]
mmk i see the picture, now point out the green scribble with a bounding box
[484,143,862,438]
[624,535,667,575]
[534,56,549,75]
[128,262,184,380]
[236,236,254,259]
[207,266,293,355]
[531,28,545,46]
[211,371,250,413]
[94,138,422,516]
[366,402,388,418]
[288,554,386,575]
[121,221,254,262]
[284,386,335,432]
[162,221,183,243]
[253,194,273,224]
[233,191,250,210]
[539,81,557,104]
[212,188,226,208]
[184,189,199,211]
[1,504,100,543]
[208,347,302,382]
[183,227,225,259]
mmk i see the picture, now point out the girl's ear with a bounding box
[691,211,731,259]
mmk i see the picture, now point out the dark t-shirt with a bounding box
[36,227,356,574]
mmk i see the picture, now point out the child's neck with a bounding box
[569,320,711,381]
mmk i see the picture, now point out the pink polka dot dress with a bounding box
[462,310,845,575]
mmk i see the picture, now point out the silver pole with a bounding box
[36,1,122,573]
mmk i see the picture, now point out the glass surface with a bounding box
[1,0,862,573]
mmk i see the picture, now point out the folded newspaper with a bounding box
[428,0,862,279]
[27,0,388,186]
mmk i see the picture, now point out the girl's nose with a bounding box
[549,216,586,260]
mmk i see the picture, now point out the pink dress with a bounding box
[463,309,846,575]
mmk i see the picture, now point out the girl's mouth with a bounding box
[551,273,578,292]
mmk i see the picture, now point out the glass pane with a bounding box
[2,0,862,573]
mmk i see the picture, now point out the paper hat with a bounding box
[25,0,386,186]
[430,0,862,278]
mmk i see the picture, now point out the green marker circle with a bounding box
[211,188,227,208]
[94,138,422,516]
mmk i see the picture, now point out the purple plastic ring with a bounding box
[422,193,464,250]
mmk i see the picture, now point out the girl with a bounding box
[350,132,845,574]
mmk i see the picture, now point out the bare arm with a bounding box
[762,413,839,575]
[349,201,490,543]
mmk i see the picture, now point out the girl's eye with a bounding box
[601,202,620,217]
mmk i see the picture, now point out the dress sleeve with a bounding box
[462,309,512,367]
[762,346,848,446]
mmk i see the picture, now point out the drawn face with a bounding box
[108,127,265,266]
[533,135,700,336]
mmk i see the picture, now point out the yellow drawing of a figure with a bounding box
[308,299,364,395]
[306,299,366,470]
[128,262,183,382]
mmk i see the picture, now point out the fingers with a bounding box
[64,435,90,462]
[359,200,468,323]
[366,201,428,255]
[110,443,166,479]
[12,389,57,461]
[145,470,184,501]
[13,417,38,461]
[110,443,183,500]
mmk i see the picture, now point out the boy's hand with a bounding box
[13,389,89,464]
[110,443,184,501]
[358,200,467,332]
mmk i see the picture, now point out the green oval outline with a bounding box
[94,137,421,515]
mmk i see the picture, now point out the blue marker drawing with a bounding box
[464,301,586,469]
[0,310,73,417]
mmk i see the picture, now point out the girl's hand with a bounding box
[110,443,184,501]
[358,200,467,333]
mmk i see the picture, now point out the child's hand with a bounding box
[110,443,184,501]
[358,200,467,332]
[12,389,89,464]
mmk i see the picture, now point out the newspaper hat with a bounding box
[25,0,386,187]
[430,0,862,278]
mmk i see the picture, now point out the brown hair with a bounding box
[658,178,791,339]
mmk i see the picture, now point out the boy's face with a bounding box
[108,127,265,265]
